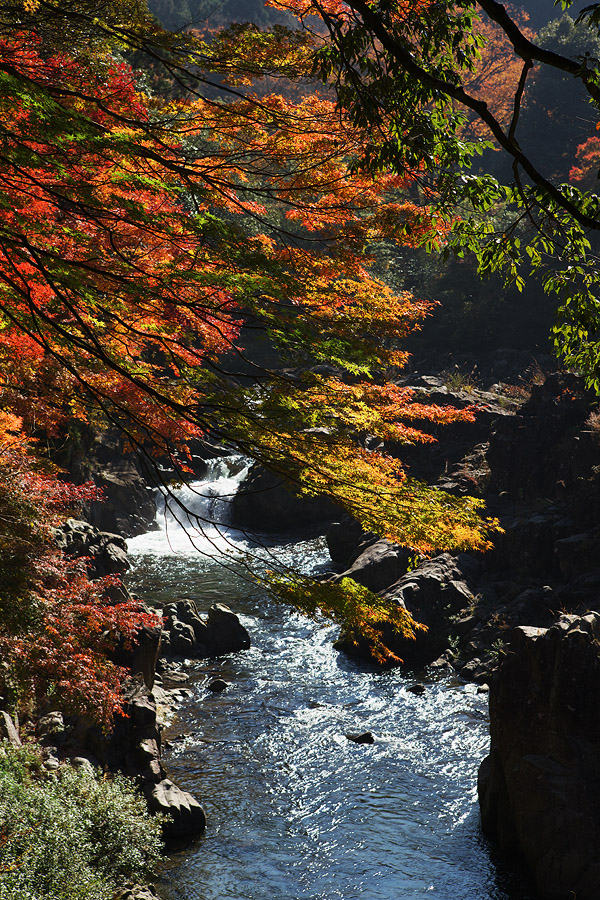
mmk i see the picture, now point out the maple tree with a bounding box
[238,0,600,388]
[461,9,535,142]
[0,413,157,727]
[0,0,510,679]
[571,136,600,189]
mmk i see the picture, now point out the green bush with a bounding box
[0,742,162,900]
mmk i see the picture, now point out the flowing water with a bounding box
[127,459,535,900]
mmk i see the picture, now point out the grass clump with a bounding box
[0,742,162,900]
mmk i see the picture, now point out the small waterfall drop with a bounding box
[127,455,251,557]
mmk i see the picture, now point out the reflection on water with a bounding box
[127,464,535,900]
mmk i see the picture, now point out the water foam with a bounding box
[127,455,251,558]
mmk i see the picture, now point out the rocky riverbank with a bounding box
[0,512,255,866]
[30,361,600,899]
[228,364,600,898]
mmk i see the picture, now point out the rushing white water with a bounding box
[127,455,251,558]
[126,456,536,900]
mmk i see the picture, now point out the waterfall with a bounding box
[127,455,251,557]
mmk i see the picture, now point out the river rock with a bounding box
[170,620,196,656]
[207,678,229,692]
[478,613,600,899]
[97,678,167,785]
[162,600,250,659]
[231,462,338,533]
[429,653,455,673]
[144,778,206,839]
[458,654,497,684]
[335,553,481,667]
[345,731,375,744]
[85,677,206,837]
[203,603,251,655]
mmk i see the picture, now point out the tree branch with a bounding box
[343,0,600,231]
[477,0,600,104]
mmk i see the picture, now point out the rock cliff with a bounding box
[478,615,600,900]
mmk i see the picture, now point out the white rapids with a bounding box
[126,455,251,558]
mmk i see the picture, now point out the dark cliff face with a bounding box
[231,462,339,534]
[50,426,158,537]
[478,615,600,900]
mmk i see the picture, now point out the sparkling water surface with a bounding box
[127,461,535,900]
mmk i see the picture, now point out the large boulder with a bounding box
[202,603,252,655]
[332,539,412,594]
[53,518,130,579]
[335,553,481,667]
[144,778,206,840]
[478,614,600,899]
[231,463,338,533]
[162,600,250,658]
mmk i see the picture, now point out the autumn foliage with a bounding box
[0,0,504,686]
[0,415,156,727]
[462,8,535,141]
[570,136,600,188]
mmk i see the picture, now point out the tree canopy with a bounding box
[261,0,600,387]
[0,1,496,542]
[0,0,513,706]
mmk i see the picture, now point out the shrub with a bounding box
[0,416,156,727]
[0,743,162,900]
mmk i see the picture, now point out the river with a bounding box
[126,458,535,900]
